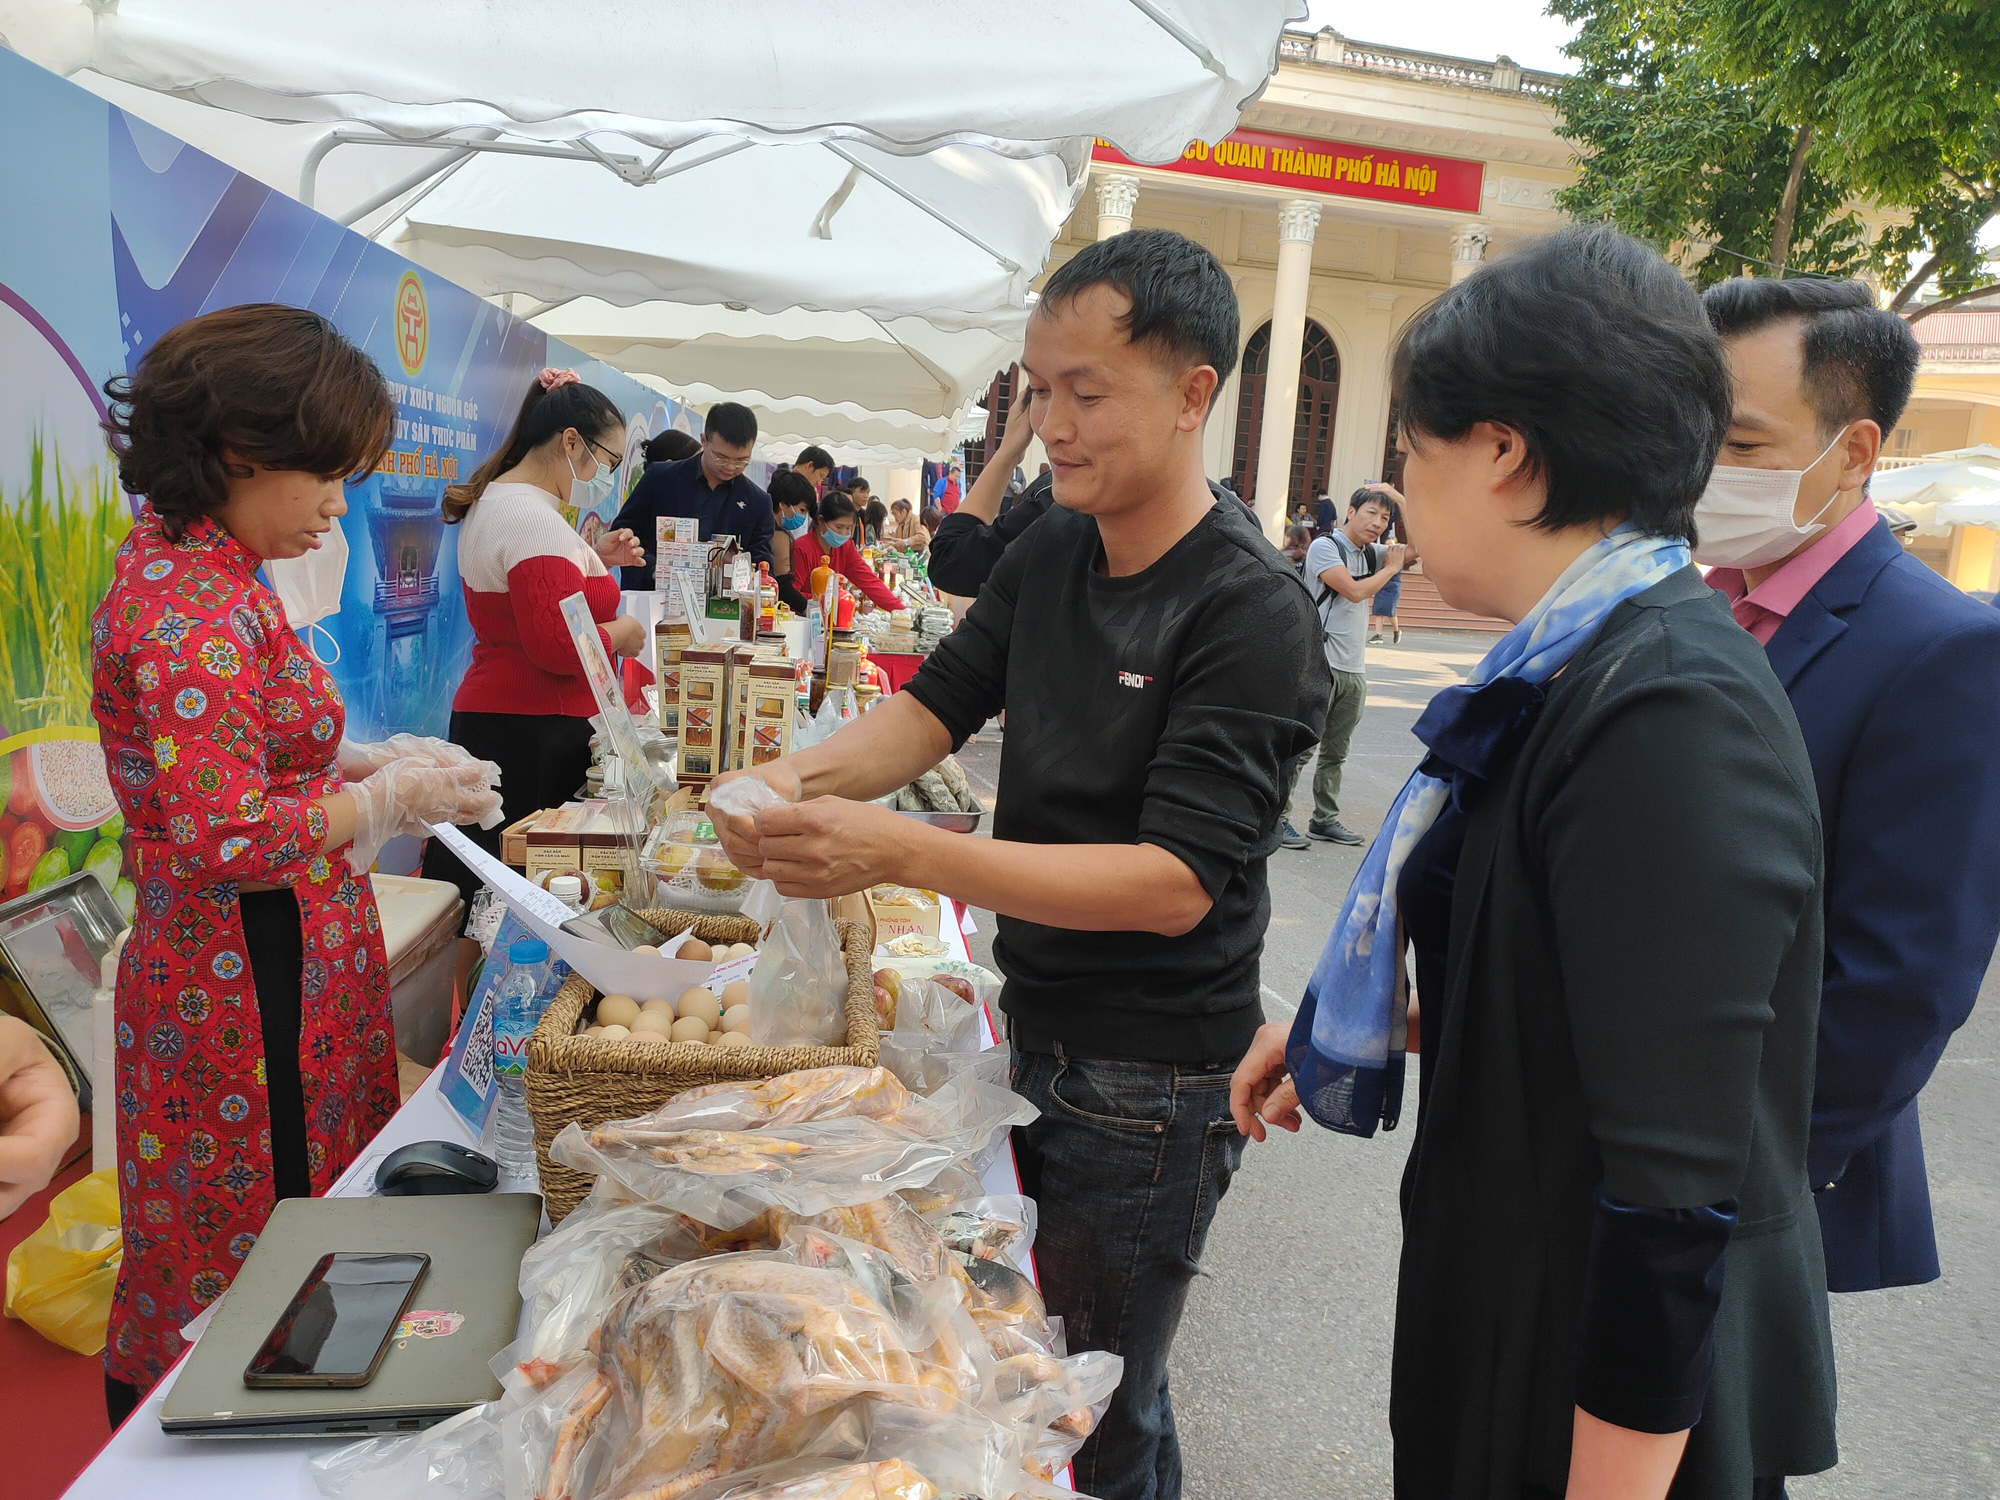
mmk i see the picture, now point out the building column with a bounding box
[1095,173,1141,239]
[1251,199,1321,539]
[1450,223,1492,284]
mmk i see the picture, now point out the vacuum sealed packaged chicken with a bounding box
[548,1069,1036,1230]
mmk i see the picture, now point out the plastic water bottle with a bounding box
[492,937,552,1180]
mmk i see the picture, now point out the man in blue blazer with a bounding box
[1700,278,2000,1292]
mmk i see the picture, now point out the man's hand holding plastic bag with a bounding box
[710,767,917,900]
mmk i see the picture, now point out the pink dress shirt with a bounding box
[1707,498,1881,644]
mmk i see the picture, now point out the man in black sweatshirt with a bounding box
[711,229,1329,1500]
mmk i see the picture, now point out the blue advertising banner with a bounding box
[0,49,692,888]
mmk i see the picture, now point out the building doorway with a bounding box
[1230,319,1340,512]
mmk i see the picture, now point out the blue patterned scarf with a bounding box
[1288,526,1692,1135]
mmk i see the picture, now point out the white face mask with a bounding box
[568,444,616,512]
[265,514,349,664]
[1692,429,1848,570]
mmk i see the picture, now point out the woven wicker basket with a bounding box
[523,907,881,1222]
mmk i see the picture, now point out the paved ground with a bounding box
[952,629,2000,1499]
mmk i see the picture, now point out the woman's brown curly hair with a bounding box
[102,303,394,542]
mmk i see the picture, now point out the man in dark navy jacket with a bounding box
[611,401,774,588]
[1701,278,2000,1292]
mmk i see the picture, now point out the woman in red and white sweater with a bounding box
[420,368,645,908]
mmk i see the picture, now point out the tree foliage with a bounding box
[1550,0,2000,309]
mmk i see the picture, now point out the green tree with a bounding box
[1551,0,2000,317]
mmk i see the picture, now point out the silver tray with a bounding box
[894,809,984,834]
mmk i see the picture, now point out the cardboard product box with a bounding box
[577,803,642,900]
[499,809,547,867]
[654,619,692,729]
[524,802,594,884]
[868,885,943,944]
[723,642,766,772]
[678,645,731,779]
[746,658,797,766]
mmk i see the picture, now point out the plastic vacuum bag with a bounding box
[310,1360,603,1500]
[539,1245,989,1500]
[877,979,983,1093]
[652,1067,914,1132]
[747,896,847,1048]
[921,1194,1037,1265]
[547,1070,1036,1230]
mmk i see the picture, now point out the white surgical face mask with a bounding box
[568,444,616,512]
[265,514,349,664]
[1692,429,1848,570]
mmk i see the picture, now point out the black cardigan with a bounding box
[1391,567,1838,1498]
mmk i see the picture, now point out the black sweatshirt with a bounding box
[905,495,1329,1064]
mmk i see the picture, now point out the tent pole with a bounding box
[1123,0,1226,76]
[822,143,1021,272]
[342,129,500,225]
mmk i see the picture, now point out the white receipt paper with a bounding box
[425,822,716,1002]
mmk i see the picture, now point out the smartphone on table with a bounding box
[243,1251,431,1389]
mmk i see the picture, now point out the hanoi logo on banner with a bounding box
[395,270,429,375]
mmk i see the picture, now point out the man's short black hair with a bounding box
[1391,224,1731,542]
[847,477,871,496]
[796,444,833,472]
[1349,486,1390,513]
[1037,228,1240,402]
[1701,277,1921,437]
[703,401,757,448]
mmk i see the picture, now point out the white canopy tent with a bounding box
[1873,447,2000,536]
[637,381,972,469]
[0,0,1304,165]
[536,300,1016,465]
[394,137,1077,330]
[2,0,1301,452]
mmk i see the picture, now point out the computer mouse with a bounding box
[375,1140,500,1196]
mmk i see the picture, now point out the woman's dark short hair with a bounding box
[1038,228,1240,402]
[644,428,700,466]
[864,499,887,533]
[102,304,392,543]
[920,505,945,532]
[768,469,818,516]
[1391,225,1732,541]
[817,490,859,526]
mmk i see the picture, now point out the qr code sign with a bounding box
[461,996,495,1096]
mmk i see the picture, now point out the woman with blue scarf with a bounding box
[1230,228,1836,1499]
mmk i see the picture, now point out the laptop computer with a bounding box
[160,1191,541,1437]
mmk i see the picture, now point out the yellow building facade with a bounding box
[1039,27,1573,535]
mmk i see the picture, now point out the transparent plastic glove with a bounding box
[337,733,477,780]
[346,758,503,873]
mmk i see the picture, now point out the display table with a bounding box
[871,650,926,693]
[62,899,1029,1500]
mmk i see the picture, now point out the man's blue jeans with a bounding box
[1010,1045,1247,1500]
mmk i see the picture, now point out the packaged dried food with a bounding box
[548,1070,1036,1230]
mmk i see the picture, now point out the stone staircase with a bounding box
[1389,570,1508,634]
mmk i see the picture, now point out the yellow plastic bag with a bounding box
[4,1169,121,1355]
